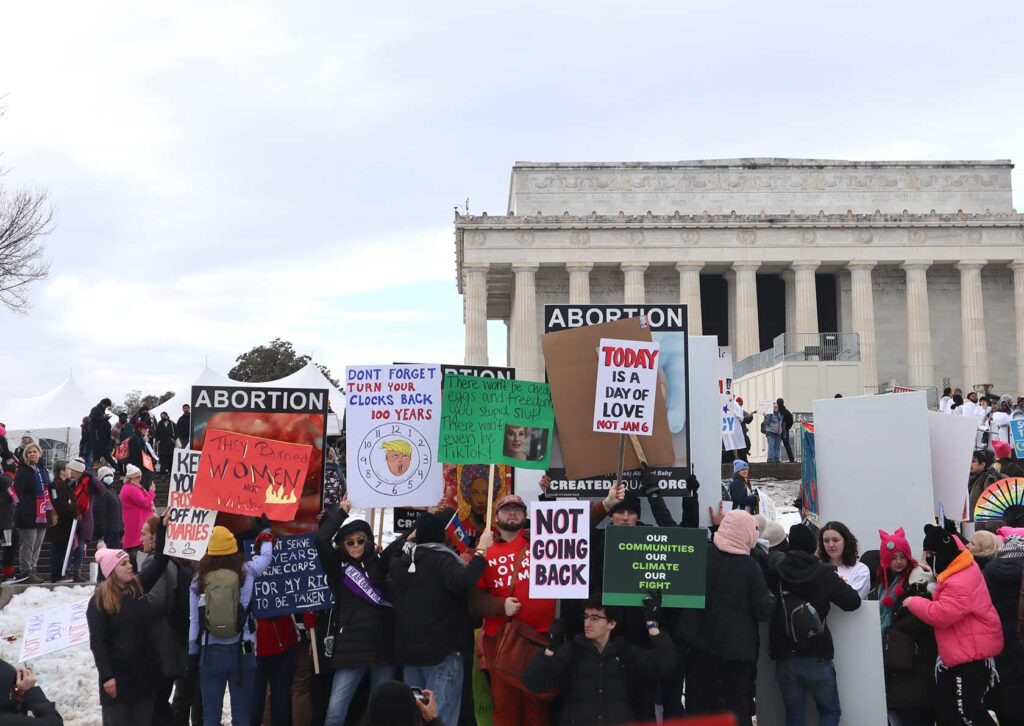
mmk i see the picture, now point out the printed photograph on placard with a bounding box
[502,424,549,463]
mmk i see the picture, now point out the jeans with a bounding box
[252,647,296,726]
[18,528,45,574]
[767,433,782,462]
[324,663,394,726]
[404,652,464,726]
[199,643,256,726]
[775,656,841,726]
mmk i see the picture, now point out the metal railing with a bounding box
[735,333,861,378]
[872,383,940,410]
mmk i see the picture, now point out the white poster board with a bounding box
[19,598,91,662]
[757,487,778,521]
[717,347,744,452]
[345,364,443,508]
[165,448,218,561]
[927,411,977,522]
[593,338,660,435]
[529,500,590,599]
[756,602,887,724]
[814,392,934,543]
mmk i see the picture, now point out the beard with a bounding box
[497,520,524,534]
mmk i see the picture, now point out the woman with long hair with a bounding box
[12,443,51,584]
[817,521,870,599]
[188,524,274,726]
[87,516,172,725]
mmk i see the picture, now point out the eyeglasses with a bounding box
[344,538,367,547]
[582,614,609,623]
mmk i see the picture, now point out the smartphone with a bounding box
[410,687,428,705]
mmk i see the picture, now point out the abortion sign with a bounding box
[165,448,217,560]
[192,430,312,521]
[603,526,707,608]
[593,338,660,435]
[529,501,590,599]
[19,598,91,662]
[248,533,334,618]
[345,364,443,508]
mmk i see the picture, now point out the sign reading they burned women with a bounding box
[542,305,691,497]
[190,386,328,532]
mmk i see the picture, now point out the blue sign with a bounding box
[1010,419,1024,459]
[247,533,334,618]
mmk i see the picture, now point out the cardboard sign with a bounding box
[19,598,91,662]
[164,448,217,560]
[248,533,334,618]
[345,364,443,508]
[529,501,590,599]
[1011,419,1024,459]
[440,376,554,469]
[192,430,312,521]
[393,507,425,535]
[602,526,707,608]
[928,411,978,521]
[444,463,512,550]
[593,338,660,435]
[542,314,676,480]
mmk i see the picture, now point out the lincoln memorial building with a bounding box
[454,159,1024,394]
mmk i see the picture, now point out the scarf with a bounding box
[33,466,52,524]
[342,563,391,607]
[404,541,463,573]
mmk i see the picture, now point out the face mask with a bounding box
[102,476,114,485]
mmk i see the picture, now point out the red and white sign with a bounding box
[593,338,660,436]
[19,599,90,662]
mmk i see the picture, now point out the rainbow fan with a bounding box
[973,477,1024,522]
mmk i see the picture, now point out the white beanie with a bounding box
[66,457,86,474]
[125,464,142,480]
[97,466,115,480]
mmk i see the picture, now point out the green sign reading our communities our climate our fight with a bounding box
[602,525,708,608]
[438,375,554,470]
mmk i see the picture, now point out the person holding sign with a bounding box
[523,597,676,725]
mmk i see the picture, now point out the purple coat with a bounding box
[74,469,106,542]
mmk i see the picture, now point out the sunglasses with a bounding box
[344,537,367,547]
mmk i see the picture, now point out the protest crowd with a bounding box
[0,372,1022,726]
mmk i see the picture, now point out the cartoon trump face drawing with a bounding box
[382,439,413,476]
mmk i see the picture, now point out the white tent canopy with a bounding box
[0,375,95,466]
[150,366,232,422]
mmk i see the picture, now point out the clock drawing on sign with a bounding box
[358,424,432,496]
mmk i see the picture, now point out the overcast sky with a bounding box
[1,0,1022,406]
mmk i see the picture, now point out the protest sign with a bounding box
[247,533,334,619]
[164,448,217,560]
[529,501,590,599]
[444,464,512,551]
[19,598,90,662]
[602,526,707,608]
[928,411,977,521]
[191,385,328,533]
[441,363,515,380]
[393,507,425,535]
[192,430,312,521]
[717,347,745,453]
[799,421,818,523]
[757,487,778,521]
[542,309,679,480]
[593,338,660,436]
[345,364,443,508]
[440,375,554,469]
[1011,419,1024,459]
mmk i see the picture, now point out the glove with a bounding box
[547,618,565,651]
[254,529,275,549]
[642,592,662,625]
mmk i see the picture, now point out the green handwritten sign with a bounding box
[439,375,554,469]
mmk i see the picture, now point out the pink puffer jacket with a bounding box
[905,541,1003,667]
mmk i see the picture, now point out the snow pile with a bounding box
[0,585,100,726]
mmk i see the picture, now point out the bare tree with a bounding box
[0,186,53,313]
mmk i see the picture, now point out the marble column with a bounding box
[509,262,541,381]
[1011,260,1024,393]
[622,262,648,305]
[957,260,989,390]
[848,261,877,392]
[791,261,820,337]
[566,262,593,305]
[781,269,796,337]
[733,262,761,360]
[902,261,934,388]
[726,271,737,351]
[676,261,703,335]
[463,262,489,366]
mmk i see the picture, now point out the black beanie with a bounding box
[923,524,960,574]
[362,680,419,726]
[611,492,642,516]
[414,513,446,545]
[788,524,817,554]
[0,660,17,712]
[1003,504,1024,529]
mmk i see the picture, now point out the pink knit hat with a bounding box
[94,546,129,578]
[714,510,758,555]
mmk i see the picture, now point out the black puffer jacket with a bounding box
[315,510,398,668]
[984,555,1024,715]
[523,633,677,725]
[675,544,774,662]
[92,483,124,542]
[765,549,861,660]
[13,463,47,530]
[882,607,937,710]
[0,472,15,532]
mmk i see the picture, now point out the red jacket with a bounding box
[476,530,556,637]
[906,541,1003,667]
[255,616,299,657]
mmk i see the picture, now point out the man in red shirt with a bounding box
[474,494,555,726]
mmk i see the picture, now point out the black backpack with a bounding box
[167,560,195,638]
[776,581,825,650]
